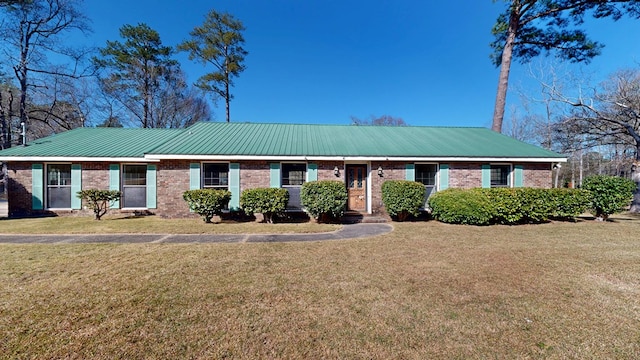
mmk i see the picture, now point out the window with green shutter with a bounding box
[46,164,72,209]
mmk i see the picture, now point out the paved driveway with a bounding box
[0,223,393,244]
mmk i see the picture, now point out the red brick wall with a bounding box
[6,162,34,217]
[5,160,555,218]
[523,163,553,188]
[449,162,483,188]
[155,160,193,218]
[82,163,109,189]
[241,161,271,189]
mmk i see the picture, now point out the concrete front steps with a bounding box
[341,211,390,224]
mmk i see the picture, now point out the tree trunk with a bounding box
[225,73,230,123]
[491,5,520,133]
[0,91,7,149]
[631,157,640,213]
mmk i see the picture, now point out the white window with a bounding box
[47,164,71,209]
[202,163,229,190]
[415,164,438,208]
[282,163,306,209]
[122,164,147,208]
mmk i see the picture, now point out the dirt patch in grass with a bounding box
[1,219,640,358]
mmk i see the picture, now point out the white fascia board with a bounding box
[145,154,310,161]
[145,154,567,163]
[0,156,158,163]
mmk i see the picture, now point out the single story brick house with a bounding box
[0,122,566,218]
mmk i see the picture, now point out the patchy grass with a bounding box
[1,219,640,358]
[0,215,339,234]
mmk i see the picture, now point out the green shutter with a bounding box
[514,165,524,187]
[270,163,280,188]
[405,164,415,181]
[189,163,200,190]
[481,164,491,188]
[307,163,318,182]
[439,164,449,190]
[146,164,157,209]
[71,164,82,209]
[32,164,44,210]
[229,163,240,210]
[109,164,120,208]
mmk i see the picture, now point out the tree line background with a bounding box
[0,0,247,150]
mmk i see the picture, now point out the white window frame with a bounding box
[281,162,307,210]
[415,163,439,210]
[121,163,148,209]
[281,162,307,187]
[201,162,230,190]
[490,163,513,188]
[45,163,72,210]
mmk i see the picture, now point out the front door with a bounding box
[346,165,367,211]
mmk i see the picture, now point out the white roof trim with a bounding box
[144,154,566,163]
[0,156,158,163]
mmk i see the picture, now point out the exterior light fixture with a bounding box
[553,163,562,170]
[377,166,383,177]
[334,166,340,177]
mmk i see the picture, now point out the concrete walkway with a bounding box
[0,223,393,244]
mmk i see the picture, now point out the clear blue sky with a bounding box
[81,0,640,127]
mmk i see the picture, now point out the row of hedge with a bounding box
[183,180,348,223]
[428,188,592,225]
[427,175,636,225]
[84,175,636,224]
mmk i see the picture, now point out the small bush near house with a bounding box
[582,175,636,221]
[77,189,121,220]
[428,188,496,226]
[183,189,232,223]
[547,188,592,220]
[240,188,289,223]
[301,180,348,223]
[381,180,425,221]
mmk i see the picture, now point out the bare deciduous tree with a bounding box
[547,68,640,211]
[0,0,91,144]
[350,114,407,126]
[490,0,640,133]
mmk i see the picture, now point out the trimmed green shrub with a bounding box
[77,189,121,220]
[582,175,636,220]
[381,180,425,221]
[183,189,232,223]
[240,187,289,223]
[430,187,590,225]
[301,180,348,222]
[477,188,522,224]
[504,188,555,224]
[548,188,591,220]
[428,188,496,225]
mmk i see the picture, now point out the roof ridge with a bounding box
[187,121,488,129]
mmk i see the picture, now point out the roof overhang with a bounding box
[0,156,157,163]
[145,154,567,163]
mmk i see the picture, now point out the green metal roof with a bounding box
[0,122,565,160]
[148,122,564,158]
[0,127,178,158]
